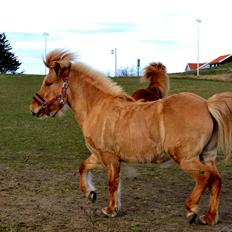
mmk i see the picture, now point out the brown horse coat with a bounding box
[30,50,232,225]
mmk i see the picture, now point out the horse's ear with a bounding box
[54,61,71,79]
[54,62,61,76]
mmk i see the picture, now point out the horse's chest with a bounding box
[83,118,117,151]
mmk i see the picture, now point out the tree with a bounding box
[0,33,21,74]
[117,66,137,77]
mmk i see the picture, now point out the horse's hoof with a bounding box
[101,207,118,217]
[199,215,217,225]
[199,215,209,225]
[88,191,97,203]
[188,213,197,224]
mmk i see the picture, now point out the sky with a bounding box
[1,0,232,75]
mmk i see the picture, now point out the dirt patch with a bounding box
[0,163,232,231]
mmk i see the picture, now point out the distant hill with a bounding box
[170,62,232,81]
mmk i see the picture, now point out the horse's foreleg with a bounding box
[102,158,121,217]
[79,153,101,202]
[180,159,211,224]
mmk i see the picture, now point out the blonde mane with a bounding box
[45,49,132,100]
[72,62,130,98]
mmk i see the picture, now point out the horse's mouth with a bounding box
[33,108,62,118]
[32,108,51,118]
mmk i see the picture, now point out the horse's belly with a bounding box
[118,147,170,164]
[124,153,170,164]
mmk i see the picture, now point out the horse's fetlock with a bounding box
[199,214,218,225]
[102,207,118,217]
[80,186,86,193]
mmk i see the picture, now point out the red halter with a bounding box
[33,74,69,117]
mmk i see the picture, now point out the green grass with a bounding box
[0,74,232,232]
[0,75,86,170]
[0,74,232,171]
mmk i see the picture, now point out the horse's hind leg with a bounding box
[181,158,221,225]
[199,126,222,225]
[199,161,221,225]
[79,153,101,202]
[101,154,121,217]
[180,159,211,224]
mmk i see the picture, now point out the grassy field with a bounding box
[0,74,232,231]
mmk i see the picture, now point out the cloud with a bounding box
[140,39,178,46]
[6,32,42,42]
[62,22,140,34]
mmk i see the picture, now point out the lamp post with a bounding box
[43,32,49,75]
[196,19,201,76]
[111,48,117,77]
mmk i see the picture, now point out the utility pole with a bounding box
[111,48,117,77]
[196,19,201,76]
[43,32,49,75]
[137,59,140,77]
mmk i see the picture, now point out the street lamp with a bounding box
[111,48,117,77]
[43,32,49,74]
[196,19,201,76]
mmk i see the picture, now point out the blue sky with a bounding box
[1,0,232,74]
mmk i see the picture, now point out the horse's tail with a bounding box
[207,92,232,160]
[141,62,169,98]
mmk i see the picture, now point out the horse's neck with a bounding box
[147,81,160,91]
[147,76,167,98]
[67,77,108,126]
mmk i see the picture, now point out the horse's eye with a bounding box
[44,81,53,87]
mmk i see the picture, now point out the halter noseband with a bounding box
[33,70,70,117]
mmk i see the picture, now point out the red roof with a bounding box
[187,63,206,71]
[209,54,231,64]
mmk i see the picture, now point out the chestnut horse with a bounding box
[30,50,232,225]
[131,62,169,101]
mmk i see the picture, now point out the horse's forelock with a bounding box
[44,49,76,69]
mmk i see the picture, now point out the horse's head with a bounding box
[30,49,75,117]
